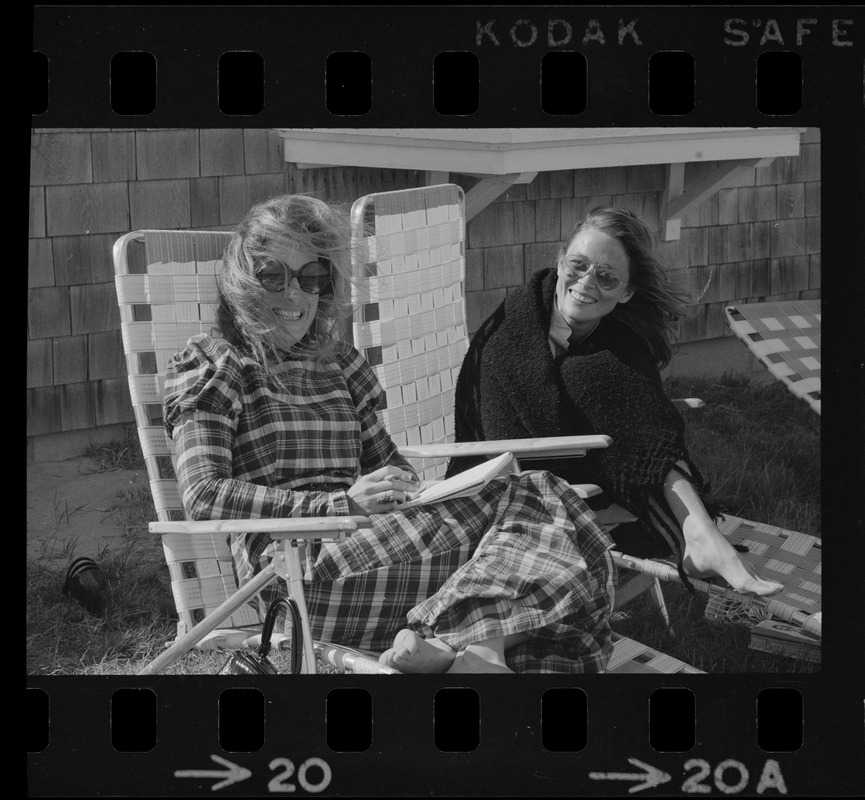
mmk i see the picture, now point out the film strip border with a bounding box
[30,7,863,126]
[27,678,845,796]
[32,49,814,118]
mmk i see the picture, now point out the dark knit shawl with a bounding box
[448,268,718,580]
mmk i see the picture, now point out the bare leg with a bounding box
[379,630,456,673]
[380,631,531,674]
[446,633,529,674]
[664,464,784,597]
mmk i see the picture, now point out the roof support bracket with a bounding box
[660,157,775,241]
[464,172,538,222]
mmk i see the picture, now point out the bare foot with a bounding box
[379,630,456,673]
[445,645,514,674]
[683,526,784,597]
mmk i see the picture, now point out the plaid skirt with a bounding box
[233,470,617,674]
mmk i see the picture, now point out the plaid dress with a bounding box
[164,334,616,673]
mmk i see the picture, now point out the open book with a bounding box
[401,451,518,509]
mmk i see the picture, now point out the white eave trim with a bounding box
[276,127,803,173]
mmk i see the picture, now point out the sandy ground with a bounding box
[26,457,148,564]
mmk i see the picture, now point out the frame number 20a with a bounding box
[682,759,787,795]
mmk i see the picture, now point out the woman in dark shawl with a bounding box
[449,206,783,598]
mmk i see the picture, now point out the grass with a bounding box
[26,376,821,675]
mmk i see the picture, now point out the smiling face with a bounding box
[555,226,634,336]
[254,244,323,351]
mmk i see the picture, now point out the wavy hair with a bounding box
[216,194,354,373]
[565,206,693,368]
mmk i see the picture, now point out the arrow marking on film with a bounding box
[175,754,252,791]
[589,758,671,793]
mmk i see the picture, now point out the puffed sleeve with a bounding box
[164,335,244,435]
[164,335,352,521]
[336,342,416,476]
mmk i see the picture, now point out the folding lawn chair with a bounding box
[113,229,397,675]
[725,300,821,415]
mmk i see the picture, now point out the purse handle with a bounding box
[259,596,304,674]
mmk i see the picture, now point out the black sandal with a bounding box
[62,557,109,616]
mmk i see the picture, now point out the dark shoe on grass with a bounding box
[62,557,110,616]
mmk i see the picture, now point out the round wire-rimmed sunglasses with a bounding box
[558,252,626,292]
[254,259,332,295]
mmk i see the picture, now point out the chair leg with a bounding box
[138,562,279,676]
[277,543,319,675]
[648,578,673,635]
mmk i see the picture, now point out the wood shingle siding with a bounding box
[483,245,524,290]
[745,259,771,299]
[808,255,821,291]
[53,335,87,385]
[52,236,94,285]
[468,203,518,248]
[136,130,199,180]
[738,186,777,223]
[46,183,129,237]
[217,175,252,226]
[243,129,285,174]
[130,179,190,229]
[59,382,94,431]
[806,217,820,255]
[27,127,821,446]
[70,283,120,335]
[89,233,121,283]
[200,129,245,177]
[526,169,573,200]
[94,377,133,427]
[626,163,666,194]
[805,183,820,217]
[91,131,136,183]
[28,340,53,388]
[190,177,222,228]
[465,249,484,293]
[534,198,562,243]
[576,166,627,197]
[28,386,62,436]
[30,188,46,238]
[29,287,71,339]
[30,133,92,185]
[88,330,126,381]
[771,256,811,297]
[770,218,809,259]
[29,239,55,288]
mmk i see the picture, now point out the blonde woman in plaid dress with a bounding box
[164,195,616,674]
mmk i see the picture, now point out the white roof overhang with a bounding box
[275,127,806,240]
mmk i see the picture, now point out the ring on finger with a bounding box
[380,495,394,504]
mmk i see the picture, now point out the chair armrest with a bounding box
[399,434,611,460]
[149,515,371,538]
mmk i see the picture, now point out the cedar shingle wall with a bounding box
[28,128,821,442]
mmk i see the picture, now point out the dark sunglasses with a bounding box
[254,259,332,295]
